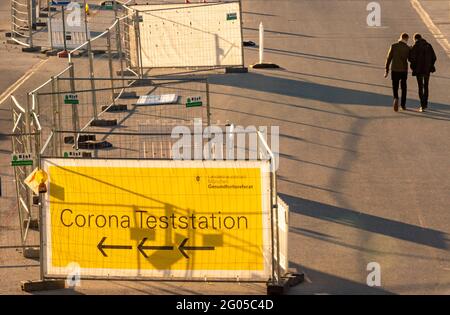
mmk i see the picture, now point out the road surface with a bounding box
[0,0,449,294]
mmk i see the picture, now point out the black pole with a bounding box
[61,5,67,51]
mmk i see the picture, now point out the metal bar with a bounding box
[206,80,211,127]
[40,131,53,158]
[27,0,33,47]
[88,43,98,120]
[56,77,62,156]
[106,29,116,106]
[116,18,125,88]
[238,0,245,68]
[134,11,142,78]
[54,130,260,136]
[48,0,53,50]
[12,113,23,132]
[61,5,67,51]
[32,112,42,131]
[51,76,57,156]
[11,96,26,113]
[68,62,79,149]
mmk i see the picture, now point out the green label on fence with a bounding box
[11,160,33,166]
[227,13,237,21]
[186,96,203,107]
[64,94,79,105]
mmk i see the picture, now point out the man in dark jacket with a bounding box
[385,33,411,111]
[409,33,437,112]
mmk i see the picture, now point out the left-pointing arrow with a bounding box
[97,237,133,257]
[138,238,174,258]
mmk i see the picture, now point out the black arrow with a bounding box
[178,238,215,259]
[97,237,133,257]
[138,238,174,258]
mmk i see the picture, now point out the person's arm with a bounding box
[409,45,416,71]
[430,44,437,67]
[385,45,393,77]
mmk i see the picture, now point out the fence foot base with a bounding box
[115,91,138,99]
[102,104,128,112]
[250,63,280,69]
[5,32,12,38]
[22,47,41,53]
[42,6,57,12]
[78,140,113,150]
[23,218,39,230]
[35,22,47,28]
[129,79,153,87]
[57,50,69,58]
[64,135,96,144]
[266,272,305,295]
[226,67,248,74]
[23,247,40,259]
[21,280,66,292]
[45,49,62,57]
[117,70,136,77]
[90,119,118,127]
[92,50,106,55]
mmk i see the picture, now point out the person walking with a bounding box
[385,33,411,111]
[409,33,437,112]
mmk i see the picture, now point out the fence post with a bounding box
[206,80,211,128]
[56,76,62,156]
[48,0,54,50]
[87,40,98,120]
[134,11,143,78]
[238,0,245,68]
[68,62,80,148]
[51,76,58,156]
[25,94,32,153]
[106,28,116,106]
[27,0,34,48]
[116,19,125,88]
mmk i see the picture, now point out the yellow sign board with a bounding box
[42,159,271,280]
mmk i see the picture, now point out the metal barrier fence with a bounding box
[6,1,302,294]
[31,76,211,157]
[8,1,131,50]
[36,130,288,287]
[9,96,41,247]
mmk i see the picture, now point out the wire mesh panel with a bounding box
[41,158,272,281]
[130,1,244,68]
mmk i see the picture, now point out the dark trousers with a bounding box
[391,71,408,107]
[416,74,430,108]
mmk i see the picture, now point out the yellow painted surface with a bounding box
[48,166,265,271]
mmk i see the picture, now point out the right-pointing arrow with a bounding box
[138,238,174,258]
[178,238,215,259]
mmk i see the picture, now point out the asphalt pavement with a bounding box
[0,0,449,294]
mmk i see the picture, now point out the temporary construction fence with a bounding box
[30,75,211,158]
[125,1,245,70]
[34,127,296,291]
[8,0,130,50]
[9,95,41,248]
[7,1,302,294]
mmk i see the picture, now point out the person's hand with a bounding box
[384,70,389,78]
